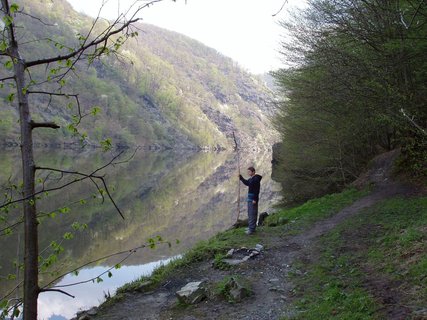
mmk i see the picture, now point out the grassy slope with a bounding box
[110,188,368,297]
[96,187,426,319]
[285,196,427,320]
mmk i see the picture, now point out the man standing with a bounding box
[239,167,262,235]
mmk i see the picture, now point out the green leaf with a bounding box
[13,307,20,317]
[0,300,7,309]
[108,271,113,278]
[100,138,112,151]
[3,15,13,27]
[10,3,19,14]
[4,60,13,69]
[0,40,8,52]
[114,263,121,269]
[54,42,64,50]
[59,206,70,214]
[63,232,74,240]
[96,277,103,283]
[7,93,14,102]
[7,274,16,280]
[91,106,101,115]
[71,114,79,124]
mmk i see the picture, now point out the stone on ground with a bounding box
[176,281,207,304]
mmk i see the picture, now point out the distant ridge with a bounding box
[0,0,277,150]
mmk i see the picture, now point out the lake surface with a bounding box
[0,148,281,319]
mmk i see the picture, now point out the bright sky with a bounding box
[65,0,306,74]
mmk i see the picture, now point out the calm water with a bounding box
[0,148,281,319]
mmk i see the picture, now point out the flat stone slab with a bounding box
[176,281,207,304]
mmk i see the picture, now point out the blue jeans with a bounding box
[248,201,258,233]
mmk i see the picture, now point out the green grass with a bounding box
[106,188,370,308]
[102,188,427,320]
[266,188,370,233]
[284,196,427,319]
[114,227,261,296]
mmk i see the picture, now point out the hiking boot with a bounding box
[245,230,255,235]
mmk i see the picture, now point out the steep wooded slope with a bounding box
[0,0,276,149]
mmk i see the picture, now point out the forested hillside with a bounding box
[0,0,276,150]
[273,0,427,203]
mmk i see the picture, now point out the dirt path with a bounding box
[90,150,420,320]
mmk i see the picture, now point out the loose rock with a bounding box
[176,281,207,304]
[255,244,264,252]
[226,277,254,302]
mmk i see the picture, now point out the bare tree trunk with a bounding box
[4,2,40,315]
[14,53,39,320]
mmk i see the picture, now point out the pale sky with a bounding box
[65,0,306,74]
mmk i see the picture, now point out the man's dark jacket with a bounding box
[239,174,262,202]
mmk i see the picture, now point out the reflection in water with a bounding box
[0,149,281,319]
[38,257,177,320]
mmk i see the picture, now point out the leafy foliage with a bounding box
[273,0,427,203]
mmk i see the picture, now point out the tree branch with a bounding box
[400,108,427,136]
[25,17,138,68]
[16,10,56,27]
[272,0,288,17]
[30,121,60,130]
[24,0,166,69]
[42,239,168,290]
[0,76,15,82]
[0,152,125,210]
[28,90,85,125]
[39,288,75,299]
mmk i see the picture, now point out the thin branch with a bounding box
[39,288,75,298]
[0,281,24,302]
[25,0,165,69]
[42,240,168,290]
[110,146,141,166]
[400,108,427,136]
[16,10,56,27]
[1,0,17,47]
[98,176,124,219]
[0,151,123,210]
[51,249,134,289]
[25,17,137,68]
[0,218,23,236]
[27,90,85,125]
[407,0,425,29]
[30,121,60,130]
[272,0,288,17]
[0,76,15,82]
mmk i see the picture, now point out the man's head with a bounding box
[247,167,256,177]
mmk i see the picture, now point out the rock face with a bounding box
[176,281,207,304]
